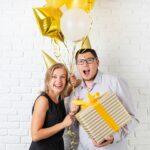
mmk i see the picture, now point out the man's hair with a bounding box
[75,48,98,62]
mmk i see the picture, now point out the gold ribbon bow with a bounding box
[73,92,120,132]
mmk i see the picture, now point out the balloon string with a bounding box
[70,43,76,74]
[81,13,93,50]
[62,41,70,54]
[57,44,67,66]
[62,40,72,72]
[52,39,67,67]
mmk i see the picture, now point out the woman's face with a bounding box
[48,68,67,95]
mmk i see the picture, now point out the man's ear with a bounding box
[97,59,100,66]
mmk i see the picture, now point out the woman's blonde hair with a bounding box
[44,63,68,97]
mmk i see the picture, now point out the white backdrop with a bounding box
[0,0,150,150]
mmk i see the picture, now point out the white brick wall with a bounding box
[0,0,150,150]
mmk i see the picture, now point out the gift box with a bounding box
[74,92,131,143]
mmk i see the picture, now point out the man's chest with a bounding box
[77,84,112,101]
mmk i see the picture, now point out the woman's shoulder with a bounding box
[32,92,51,113]
[34,93,50,110]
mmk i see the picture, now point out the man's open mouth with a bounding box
[83,69,90,75]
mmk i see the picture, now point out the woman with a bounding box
[29,63,74,150]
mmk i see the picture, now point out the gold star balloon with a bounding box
[33,6,64,42]
[46,0,65,8]
[66,0,95,12]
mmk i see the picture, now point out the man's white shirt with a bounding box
[66,71,138,150]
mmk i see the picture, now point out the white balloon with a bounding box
[60,8,91,42]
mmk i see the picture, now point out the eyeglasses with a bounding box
[77,57,97,65]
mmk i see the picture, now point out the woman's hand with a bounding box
[64,74,81,97]
[70,74,78,87]
[62,114,74,128]
[69,74,81,88]
[70,102,80,115]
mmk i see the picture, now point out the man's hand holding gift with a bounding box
[92,135,114,147]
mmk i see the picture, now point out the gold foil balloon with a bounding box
[33,6,64,41]
[41,50,57,69]
[66,0,95,12]
[46,0,65,8]
[81,36,91,49]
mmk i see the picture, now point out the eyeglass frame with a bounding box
[76,57,98,65]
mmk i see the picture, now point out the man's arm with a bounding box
[113,77,139,143]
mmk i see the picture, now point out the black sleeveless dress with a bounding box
[29,92,66,150]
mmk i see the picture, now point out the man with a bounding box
[69,48,138,150]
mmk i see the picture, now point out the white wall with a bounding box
[0,0,150,150]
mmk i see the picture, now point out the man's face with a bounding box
[76,52,99,81]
